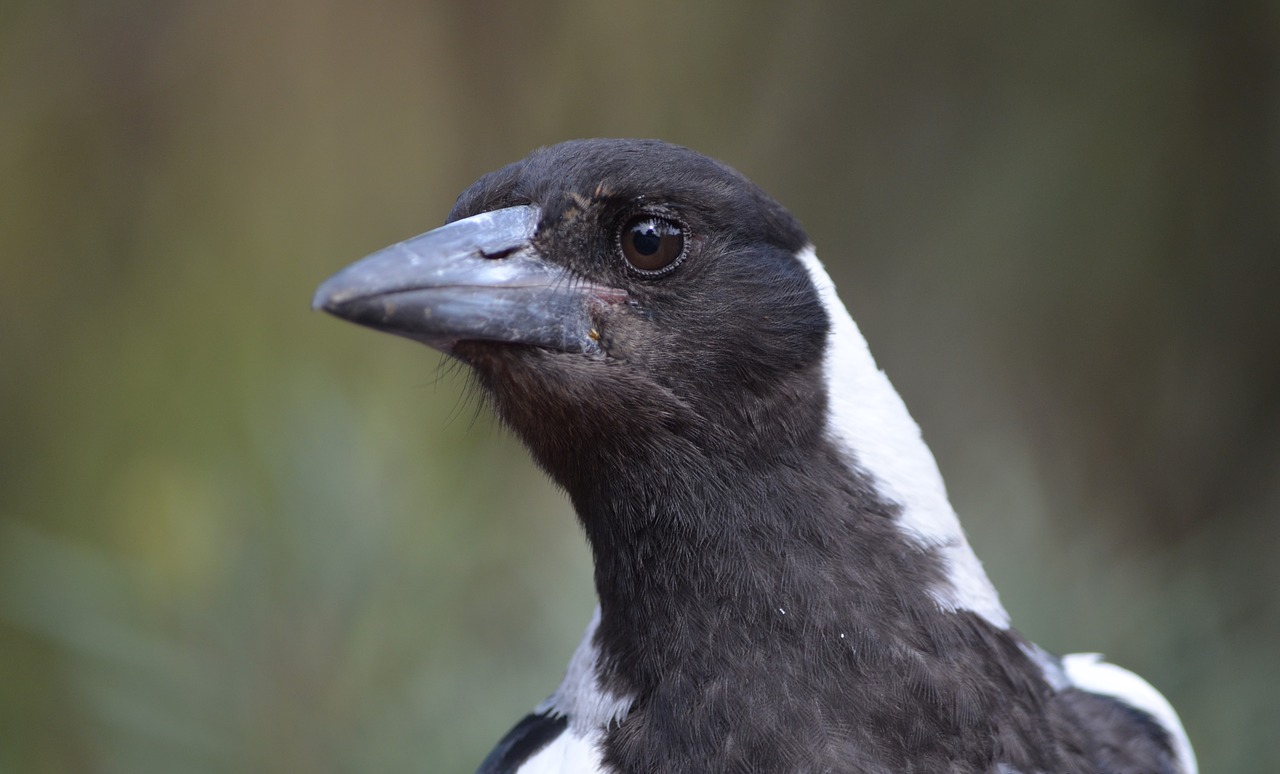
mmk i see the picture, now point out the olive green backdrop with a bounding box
[2,1,1276,771]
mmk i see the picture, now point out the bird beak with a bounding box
[313,205,618,355]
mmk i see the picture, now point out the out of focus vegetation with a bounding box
[1,1,1276,771]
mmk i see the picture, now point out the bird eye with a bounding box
[619,216,686,275]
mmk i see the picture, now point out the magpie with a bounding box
[314,139,1196,774]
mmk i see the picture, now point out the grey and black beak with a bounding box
[313,205,619,355]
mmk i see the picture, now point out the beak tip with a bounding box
[312,274,352,315]
[310,287,331,313]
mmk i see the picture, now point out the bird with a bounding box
[313,139,1196,774]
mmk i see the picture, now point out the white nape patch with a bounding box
[795,247,1010,628]
[1063,653,1198,774]
[537,606,634,735]
[516,729,606,774]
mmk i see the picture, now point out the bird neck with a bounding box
[571,436,989,708]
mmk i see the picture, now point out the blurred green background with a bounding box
[2,1,1277,771]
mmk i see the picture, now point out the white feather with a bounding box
[796,246,1010,627]
[1063,652,1197,774]
[537,607,633,733]
[515,607,628,772]
[515,728,606,773]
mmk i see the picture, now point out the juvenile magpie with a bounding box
[314,139,1196,773]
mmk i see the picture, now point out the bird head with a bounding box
[314,140,831,497]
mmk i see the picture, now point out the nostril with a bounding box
[479,246,520,260]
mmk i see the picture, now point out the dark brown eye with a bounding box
[619,216,686,275]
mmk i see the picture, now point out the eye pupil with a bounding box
[620,216,685,274]
[632,228,661,256]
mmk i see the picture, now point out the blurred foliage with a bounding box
[1,0,1277,771]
